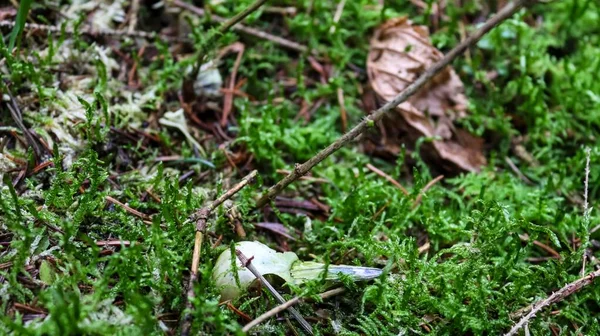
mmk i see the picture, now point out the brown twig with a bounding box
[235,249,314,335]
[505,156,533,184]
[180,170,258,336]
[171,0,308,53]
[242,287,345,333]
[329,0,347,34]
[220,43,245,127]
[105,196,150,220]
[366,163,409,195]
[127,0,141,34]
[0,20,185,42]
[255,0,534,208]
[337,88,348,132]
[583,147,591,224]
[413,175,444,207]
[505,269,600,336]
[3,88,46,162]
[189,0,269,80]
[95,240,131,247]
[519,234,561,259]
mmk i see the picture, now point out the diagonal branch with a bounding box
[255,0,536,208]
[189,0,269,80]
[505,269,600,336]
[236,249,314,335]
[171,0,308,53]
[243,287,345,333]
[180,170,258,336]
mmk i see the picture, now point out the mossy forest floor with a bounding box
[1,0,600,335]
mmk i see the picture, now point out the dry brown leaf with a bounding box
[367,17,486,172]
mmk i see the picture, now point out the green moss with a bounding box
[1,0,600,335]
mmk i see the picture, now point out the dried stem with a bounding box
[255,0,535,209]
[189,0,269,80]
[366,163,409,195]
[413,175,444,208]
[3,87,47,162]
[243,287,345,333]
[127,0,141,33]
[105,196,150,220]
[236,249,314,335]
[584,147,591,225]
[180,170,258,336]
[504,269,600,336]
[171,0,308,53]
[0,20,185,42]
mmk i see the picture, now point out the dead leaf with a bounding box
[367,17,486,172]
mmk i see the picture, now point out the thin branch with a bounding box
[329,0,347,34]
[366,163,409,195]
[207,170,258,215]
[413,175,444,208]
[217,0,268,36]
[3,87,46,162]
[255,0,535,208]
[236,249,314,335]
[0,20,185,42]
[220,42,245,127]
[243,287,345,333]
[504,269,600,336]
[171,0,308,53]
[105,196,150,220]
[179,170,258,336]
[127,0,141,33]
[337,88,348,133]
[189,0,269,80]
[584,147,591,225]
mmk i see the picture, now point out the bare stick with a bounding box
[127,0,141,34]
[243,287,345,333]
[413,175,444,207]
[255,0,535,208]
[584,147,591,224]
[216,0,268,36]
[189,0,269,79]
[504,269,600,336]
[3,87,47,162]
[0,20,185,42]
[236,249,314,335]
[105,196,150,220]
[366,163,409,195]
[171,0,308,53]
[180,170,258,336]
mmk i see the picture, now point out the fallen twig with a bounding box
[255,0,535,208]
[220,42,245,127]
[584,147,591,224]
[243,287,345,333]
[413,175,444,208]
[505,269,600,336]
[0,20,185,42]
[105,196,150,220]
[366,163,409,195]
[179,170,258,336]
[3,87,46,162]
[171,0,308,53]
[236,249,314,335]
[188,0,268,80]
[337,88,348,132]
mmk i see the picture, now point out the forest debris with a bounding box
[159,109,206,155]
[367,17,486,172]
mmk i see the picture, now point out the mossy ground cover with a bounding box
[1,0,599,335]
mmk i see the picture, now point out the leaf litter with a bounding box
[367,17,486,172]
